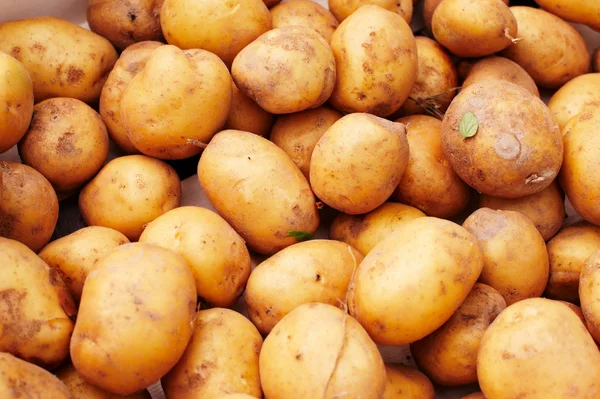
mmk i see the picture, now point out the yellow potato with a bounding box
[0,352,70,398]
[329,5,417,117]
[0,237,75,369]
[260,303,386,399]
[310,113,409,215]
[534,0,600,31]
[423,0,509,31]
[382,364,435,399]
[198,130,319,255]
[462,56,540,98]
[79,155,181,241]
[162,308,263,399]
[71,243,196,396]
[559,300,586,325]
[139,206,251,307]
[580,250,600,343]
[348,217,484,345]
[548,74,600,131]
[245,240,362,334]
[224,83,274,137]
[477,298,600,398]
[271,0,339,42]
[1,161,58,252]
[328,0,413,24]
[38,226,130,303]
[0,17,118,103]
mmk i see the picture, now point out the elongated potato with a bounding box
[224,83,274,137]
[0,352,70,398]
[534,0,600,31]
[271,0,339,42]
[580,250,600,343]
[328,0,413,24]
[462,56,540,98]
[548,74,600,130]
[382,364,435,399]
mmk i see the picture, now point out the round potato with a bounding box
[18,97,109,193]
[328,0,413,24]
[534,0,600,31]
[79,155,181,241]
[329,5,417,117]
[271,0,339,42]
[477,298,600,398]
[501,6,590,89]
[462,56,540,98]
[38,226,130,303]
[423,0,509,31]
[310,113,409,215]
[0,161,58,252]
[382,364,435,399]
[394,115,471,218]
[0,352,70,398]
[0,237,75,369]
[348,217,484,345]
[260,303,386,399]
[580,250,600,343]
[71,243,196,396]
[411,283,507,386]
[559,300,586,325]
[548,74,600,131]
[224,83,274,137]
[163,308,262,399]
[441,80,563,198]
[139,206,251,308]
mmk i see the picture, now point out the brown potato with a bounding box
[594,48,600,72]
[263,0,281,6]
[534,0,600,31]
[1,161,58,252]
[580,250,600,343]
[423,0,509,31]
[559,300,586,325]
[461,393,486,399]
[328,0,413,24]
[0,352,70,398]
[224,83,274,137]
[548,74,600,130]
[271,0,339,42]
[462,56,540,98]
[382,364,435,399]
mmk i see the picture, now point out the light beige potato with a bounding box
[270,106,343,180]
[0,17,118,103]
[477,298,600,398]
[38,226,130,303]
[502,6,590,89]
[534,0,600,31]
[161,0,271,67]
[411,283,507,386]
[310,113,409,215]
[18,98,109,193]
[580,250,600,343]
[260,303,386,399]
[348,217,484,345]
[245,240,362,334]
[0,352,70,398]
[139,206,251,307]
[329,5,417,117]
[71,243,196,396]
[424,0,509,31]
[224,83,274,137]
[559,300,586,325]
[394,115,471,218]
[328,0,413,24]
[1,161,58,252]
[79,155,181,241]
[330,202,425,256]
[121,45,232,160]
[0,237,76,369]
[548,74,600,130]
[163,308,262,399]
[462,56,540,98]
[271,0,339,42]
[382,364,435,399]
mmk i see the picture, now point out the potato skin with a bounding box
[441,80,563,198]
[534,0,600,31]
[162,308,263,399]
[0,352,70,398]
[71,243,197,396]
[411,283,507,386]
[328,0,413,24]
[260,303,386,399]
[0,17,118,103]
[594,49,600,72]
[477,298,600,399]
[548,74,600,131]
[0,238,76,369]
[348,217,484,345]
[224,83,274,137]
[462,56,540,98]
[580,251,600,343]
[382,364,435,399]
[271,0,339,43]
[0,161,59,252]
[559,300,587,325]
[423,0,509,31]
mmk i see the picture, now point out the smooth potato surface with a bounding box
[423,0,509,31]
[224,83,274,137]
[271,0,339,42]
[382,364,435,399]
[580,250,600,343]
[328,0,413,23]
[534,0,600,31]
[548,74,600,130]
[0,352,70,398]
[462,56,540,98]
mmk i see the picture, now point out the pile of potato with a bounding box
[1,0,600,398]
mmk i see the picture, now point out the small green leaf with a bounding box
[287,230,313,242]
[459,112,479,140]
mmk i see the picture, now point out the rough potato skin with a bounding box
[382,364,435,399]
[580,251,600,343]
[441,80,563,199]
[271,0,339,43]
[224,83,274,137]
[0,352,71,398]
[462,56,540,98]
[548,74,600,131]
[328,0,413,23]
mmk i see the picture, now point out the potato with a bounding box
[330,202,425,256]
[0,161,58,252]
[0,237,75,369]
[559,300,586,325]
[477,298,600,398]
[329,5,417,117]
[71,243,196,396]
[271,0,339,42]
[310,114,409,215]
[501,6,590,89]
[0,52,33,154]
[18,98,109,193]
[87,0,164,50]
[411,283,507,386]
[79,155,181,241]
[198,130,319,255]
[328,0,413,24]
[423,0,509,31]
[534,0,600,31]
[38,226,130,303]
[0,17,118,103]
[441,80,563,198]
[139,206,251,308]
[260,303,386,399]
[232,26,335,115]
[100,41,164,154]
[548,74,600,131]
[0,352,70,398]
[394,115,471,218]
[161,0,271,67]
[382,364,435,399]
[594,49,600,72]
[462,56,540,98]
[121,45,232,160]
[269,106,342,179]
[162,308,262,399]
[224,83,274,137]
[245,240,361,334]
[348,217,484,345]
[580,250,600,343]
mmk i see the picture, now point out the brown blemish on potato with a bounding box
[67,66,85,85]
[0,289,44,354]
[10,47,21,59]
[56,132,78,154]
[29,42,46,53]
